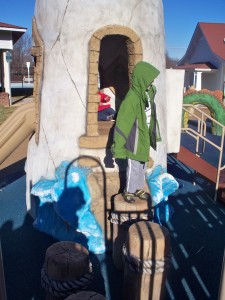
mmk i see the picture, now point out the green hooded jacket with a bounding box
[111,61,160,162]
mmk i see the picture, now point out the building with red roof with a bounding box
[176,22,225,95]
[0,21,27,103]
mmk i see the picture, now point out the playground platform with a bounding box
[0,153,224,299]
[176,103,225,203]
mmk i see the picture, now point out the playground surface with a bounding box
[0,153,224,300]
[0,93,224,299]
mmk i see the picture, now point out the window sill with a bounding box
[79,121,115,149]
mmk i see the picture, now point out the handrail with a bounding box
[183,128,222,152]
[182,104,225,200]
[183,103,225,127]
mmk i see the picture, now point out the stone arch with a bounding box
[86,25,143,139]
[183,93,225,136]
[31,17,44,144]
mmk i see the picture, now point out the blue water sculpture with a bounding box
[31,161,105,254]
[146,165,179,224]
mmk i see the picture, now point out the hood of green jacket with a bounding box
[131,61,160,106]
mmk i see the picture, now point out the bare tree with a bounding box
[166,51,180,69]
[11,32,34,82]
[12,32,33,68]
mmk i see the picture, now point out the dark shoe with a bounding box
[134,189,150,200]
[123,192,135,203]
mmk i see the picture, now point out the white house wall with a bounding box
[183,72,194,90]
[183,35,224,91]
[0,31,13,50]
[26,0,167,212]
[218,61,225,91]
[202,71,220,90]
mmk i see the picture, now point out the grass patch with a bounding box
[0,105,17,126]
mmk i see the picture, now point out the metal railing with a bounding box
[182,104,225,200]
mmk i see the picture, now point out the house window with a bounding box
[79,25,143,149]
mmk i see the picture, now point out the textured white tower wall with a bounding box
[26,0,167,213]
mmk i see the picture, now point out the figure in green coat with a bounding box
[111,61,161,203]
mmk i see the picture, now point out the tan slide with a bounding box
[0,102,35,165]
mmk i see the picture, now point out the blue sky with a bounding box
[1,0,225,59]
[163,0,225,59]
[0,0,35,35]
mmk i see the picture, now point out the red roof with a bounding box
[0,21,27,30]
[178,22,225,68]
[199,22,225,60]
[176,62,217,70]
[0,21,27,44]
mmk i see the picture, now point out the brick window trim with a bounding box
[79,25,143,149]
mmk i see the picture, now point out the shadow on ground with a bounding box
[11,87,33,104]
[0,158,26,188]
[11,88,33,97]
[0,155,224,299]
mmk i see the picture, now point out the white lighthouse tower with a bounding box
[26,0,168,217]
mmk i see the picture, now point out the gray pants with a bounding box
[126,158,146,193]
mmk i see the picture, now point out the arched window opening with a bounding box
[98,35,129,111]
[79,25,143,149]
